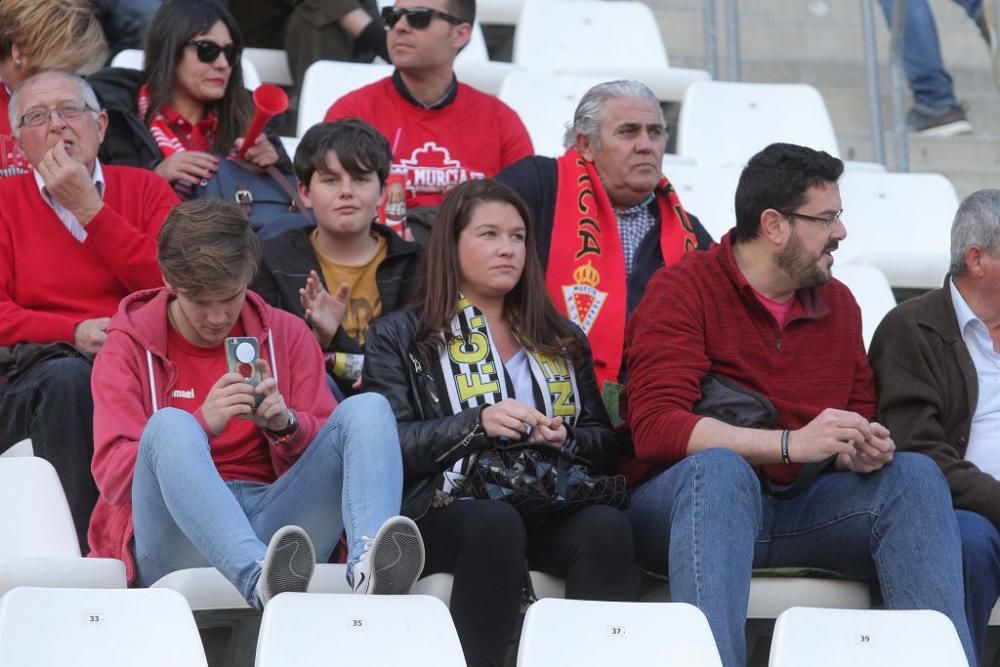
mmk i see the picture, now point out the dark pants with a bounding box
[957,509,1000,664]
[418,500,639,667]
[0,357,98,552]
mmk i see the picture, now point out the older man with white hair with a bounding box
[871,188,1000,664]
[0,70,177,550]
[497,80,713,389]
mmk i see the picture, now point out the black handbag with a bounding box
[454,441,629,519]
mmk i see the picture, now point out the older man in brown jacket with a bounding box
[870,188,1000,664]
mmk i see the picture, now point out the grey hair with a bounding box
[563,79,663,150]
[950,189,1000,275]
[9,70,101,138]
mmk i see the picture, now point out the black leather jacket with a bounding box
[363,309,620,519]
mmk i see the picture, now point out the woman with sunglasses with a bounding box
[89,0,290,197]
[0,0,107,178]
[363,179,639,667]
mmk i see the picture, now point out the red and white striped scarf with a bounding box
[138,85,218,199]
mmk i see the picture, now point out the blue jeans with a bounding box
[879,0,982,108]
[626,449,974,667]
[132,393,403,604]
[957,509,1000,663]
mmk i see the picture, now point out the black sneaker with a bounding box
[907,103,973,137]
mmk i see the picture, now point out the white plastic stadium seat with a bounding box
[641,574,871,619]
[768,607,969,667]
[661,162,742,241]
[512,0,709,102]
[109,48,262,90]
[678,81,840,167]
[0,587,208,667]
[297,61,393,137]
[831,265,897,350]
[0,457,126,597]
[498,71,609,157]
[243,48,294,87]
[0,438,32,457]
[152,564,350,611]
[837,171,958,290]
[517,599,722,667]
[255,593,465,666]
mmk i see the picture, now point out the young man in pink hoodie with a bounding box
[88,199,424,607]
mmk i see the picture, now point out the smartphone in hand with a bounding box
[225,336,263,407]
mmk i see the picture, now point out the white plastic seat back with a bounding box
[837,171,957,289]
[0,439,32,457]
[514,0,669,72]
[769,607,969,667]
[662,162,742,241]
[152,563,350,611]
[677,81,840,167]
[498,71,608,157]
[517,599,722,667]
[0,457,81,557]
[297,61,393,136]
[831,265,897,350]
[255,593,465,666]
[243,48,294,86]
[109,48,262,90]
[512,0,708,102]
[0,587,208,666]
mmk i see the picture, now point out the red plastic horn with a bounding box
[237,84,289,160]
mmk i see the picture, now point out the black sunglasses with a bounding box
[380,6,464,29]
[187,39,240,66]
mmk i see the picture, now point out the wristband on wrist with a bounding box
[780,429,791,465]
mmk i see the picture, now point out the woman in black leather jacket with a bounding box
[363,179,639,667]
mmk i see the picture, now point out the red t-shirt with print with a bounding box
[166,321,275,483]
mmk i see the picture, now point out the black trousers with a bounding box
[418,500,640,667]
[0,357,98,552]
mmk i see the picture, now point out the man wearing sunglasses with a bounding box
[324,0,532,215]
[0,70,178,552]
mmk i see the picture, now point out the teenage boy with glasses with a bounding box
[0,70,179,551]
[324,0,533,218]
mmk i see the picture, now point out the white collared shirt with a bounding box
[950,278,1000,479]
[33,160,105,243]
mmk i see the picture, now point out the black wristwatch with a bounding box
[265,409,299,441]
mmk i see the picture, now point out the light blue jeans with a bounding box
[879,0,983,108]
[131,393,403,605]
[626,449,975,667]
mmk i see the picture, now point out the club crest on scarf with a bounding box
[562,261,607,335]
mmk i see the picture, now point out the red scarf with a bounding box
[138,85,218,198]
[547,148,698,388]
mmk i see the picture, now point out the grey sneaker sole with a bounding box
[914,119,973,137]
[261,525,315,604]
[367,517,425,595]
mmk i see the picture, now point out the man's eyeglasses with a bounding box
[381,6,464,29]
[779,208,844,228]
[18,102,98,129]
[187,39,240,66]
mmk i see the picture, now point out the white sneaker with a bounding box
[350,515,425,595]
[255,525,315,608]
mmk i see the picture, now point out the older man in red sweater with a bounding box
[621,143,974,667]
[0,70,177,550]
